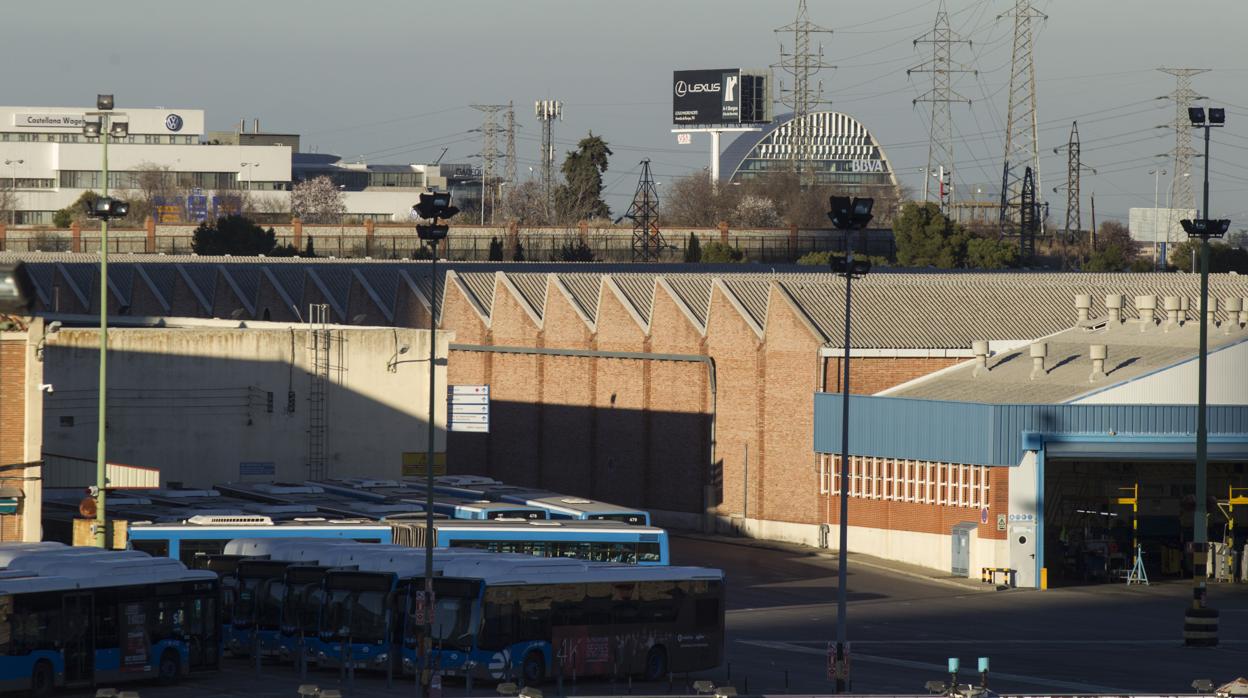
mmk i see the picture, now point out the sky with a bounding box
[6,0,1248,225]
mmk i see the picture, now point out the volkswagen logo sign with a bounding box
[165,113,184,132]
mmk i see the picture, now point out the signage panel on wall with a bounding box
[448,385,490,433]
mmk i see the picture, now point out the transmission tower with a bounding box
[773,0,834,184]
[997,0,1046,237]
[472,104,506,222]
[1054,121,1082,241]
[909,0,975,213]
[535,100,563,218]
[504,100,517,188]
[624,160,665,262]
[1158,67,1209,220]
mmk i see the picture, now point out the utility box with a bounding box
[952,522,977,577]
[73,518,128,549]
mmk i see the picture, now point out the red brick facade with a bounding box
[0,338,26,541]
[440,274,1004,536]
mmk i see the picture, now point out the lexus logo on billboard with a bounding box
[674,68,765,126]
[674,79,720,98]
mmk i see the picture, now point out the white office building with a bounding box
[0,104,449,224]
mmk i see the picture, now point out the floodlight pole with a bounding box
[95,115,111,549]
[1193,117,1212,604]
[834,246,854,695]
[422,239,438,697]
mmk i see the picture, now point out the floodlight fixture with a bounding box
[1209,108,1225,125]
[83,120,101,138]
[96,94,114,111]
[1189,107,1206,125]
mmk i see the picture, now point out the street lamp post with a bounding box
[240,162,259,190]
[1149,168,1166,270]
[826,196,874,694]
[1180,106,1229,631]
[82,94,129,548]
[4,159,23,225]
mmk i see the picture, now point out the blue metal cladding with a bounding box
[813,392,1248,466]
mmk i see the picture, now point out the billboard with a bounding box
[1129,207,1195,244]
[673,69,770,126]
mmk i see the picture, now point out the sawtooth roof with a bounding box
[9,253,1248,350]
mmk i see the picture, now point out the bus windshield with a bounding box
[429,596,477,651]
[233,576,262,624]
[285,583,324,635]
[323,589,388,643]
[257,579,286,629]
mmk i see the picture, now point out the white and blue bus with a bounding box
[422,557,724,685]
[390,519,669,565]
[126,516,393,564]
[0,544,220,695]
[427,477,652,525]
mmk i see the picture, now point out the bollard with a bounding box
[1184,605,1220,646]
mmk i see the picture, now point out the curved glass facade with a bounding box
[720,111,898,190]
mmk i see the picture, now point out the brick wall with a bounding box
[0,339,26,541]
[441,276,966,529]
[822,356,962,394]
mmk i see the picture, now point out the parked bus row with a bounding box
[0,543,220,696]
[205,538,722,685]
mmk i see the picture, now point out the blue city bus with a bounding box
[426,476,651,525]
[0,544,219,695]
[125,517,393,564]
[420,558,725,685]
[227,559,296,658]
[390,519,669,565]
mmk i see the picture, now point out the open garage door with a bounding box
[1043,459,1246,586]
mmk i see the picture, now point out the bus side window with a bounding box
[179,539,228,565]
[131,539,170,558]
[94,593,120,648]
[479,597,517,651]
[638,543,661,563]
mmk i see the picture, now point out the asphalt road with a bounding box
[57,536,1248,697]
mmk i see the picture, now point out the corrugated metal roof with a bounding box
[558,273,603,322]
[222,265,261,307]
[179,264,217,309]
[456,272,496,315]
[139,265,177,305]
[611,274,658,323]
[359,266,400,318]
[720,278,771,329]
[107,263,135,305]
[311,266,352,314]
[265,265,307,309]
[664,276,714,326]
[506,273,549,320]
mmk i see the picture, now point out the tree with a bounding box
[123,162,185,225]
[732,194,782,228]
[512,239,526,262]
[1169,238,1248,273]
[964,236,1019,269]
[191,215,277,256]
[683,233,702,263]
[554,132,612,223]
[291,176,346,224]
[500,180,551,226]
[488,237,505,261]
[53,191,102,228]
[1084,220,1138,272]
[556,237,596,262]
[700,241,745,263]
[892,202,970,268]
[661,173,737,227]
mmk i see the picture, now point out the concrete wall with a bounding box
[39,322,448,487]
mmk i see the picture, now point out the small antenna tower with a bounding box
[625,160,665,262]
[535,100,563,219]
[505,100,517,188]
[774,0,834,184]
[997,0,1046,236]
[909,0,975,213]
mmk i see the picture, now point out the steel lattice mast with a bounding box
[626,159,665,262]
[1062,121,1081,241]
[909,0,974,213]
[504,100,517,189]
[997,0,1046,236]
[774,0,834,185]
[1158,67,1209,221]
[471,104,507,222]
[535,100,563,219]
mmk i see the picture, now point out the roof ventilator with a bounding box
[1163,296,1183,331]
[1135,295,1157,331]
[972,340,990,378]
[1075,294,1092,323]
[1029,342,1048,381]
[1206,297,1219,328]
[1089,344,1108,382]
[1105,294,1125,324]
[1227,297,1246,333]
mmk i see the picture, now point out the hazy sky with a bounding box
[7,0,1248,223]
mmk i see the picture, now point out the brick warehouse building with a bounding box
[0,316,45,541]
[6,253,1248,577]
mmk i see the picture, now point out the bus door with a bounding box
[186,588,220,671]
[61,592,95,685]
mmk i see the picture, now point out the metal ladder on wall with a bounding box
[307,304,331,480]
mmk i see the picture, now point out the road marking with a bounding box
[737,640,1131,694]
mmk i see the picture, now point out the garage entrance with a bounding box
[1044,458,1247,586]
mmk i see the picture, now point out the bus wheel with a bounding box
[30,660,54,698]
[158,649,181,684]
[643,646,668,682]
[521,651,546,686]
